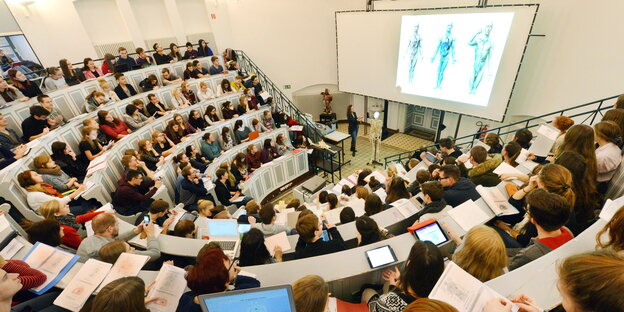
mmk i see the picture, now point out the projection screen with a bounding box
[336,5,538,121]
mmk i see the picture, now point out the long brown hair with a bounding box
[386,177,410,203]
[596,205,624,251]
[559,124,597,183]
[557,250,624,311]
[89,276,149,312]
[503,141,522,167]
[59,59,76,78]
[602,109,624,139]
[555,151,601,223]
[347,104,353,116]
[538,164,576,208]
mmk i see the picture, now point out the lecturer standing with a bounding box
[347,105,362,157]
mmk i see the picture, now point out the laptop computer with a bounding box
[248,130,259,141]
[205,219,241,256]
[199,285,297,312]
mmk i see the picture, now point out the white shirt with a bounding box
[596,142,622,182]
[27,191,71,212]
[197,88,216,102]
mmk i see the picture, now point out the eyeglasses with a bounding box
[438,176,449,180]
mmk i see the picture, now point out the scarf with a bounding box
[35,166,63,176]
[26,183,62,197]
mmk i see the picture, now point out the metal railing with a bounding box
[384,94,621,167]
[234,50,324,143]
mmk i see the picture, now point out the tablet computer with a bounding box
[425,152,438,163]
[179,212,198,222]
[365,245,398,269]
[199,285,296,312]
[408,219,449,246]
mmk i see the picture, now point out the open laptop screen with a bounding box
[207,220,238,237]
[200,286,296,312]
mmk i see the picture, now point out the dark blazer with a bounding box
[114,84,137,100]
[215,180,232,206]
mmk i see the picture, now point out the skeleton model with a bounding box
[368,116,383,167]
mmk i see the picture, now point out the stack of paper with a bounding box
[96,252,150,292]
[0,237,23,259]
[447,200,491,232]
[23,243,80,294]
[85,152,109,177]
[599,196,624,221]
[146,264,188,312]
[392,198,421,218]
[374,188,387,203]
[167,205,190,231]
[331,178,357,194]
[264,231,292,256]
[323,207,345,225]
[429,262,518,312]
[476,185,519,216]
[346,198,366,216]
[53,259,112,311]
[528,124,559,157]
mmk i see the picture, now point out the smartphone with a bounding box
[321,230,330,242]
[143,215,150,225]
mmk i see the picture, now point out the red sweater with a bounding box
[2,260,46,291]
[100,118,129,140]
[60,211,105,249]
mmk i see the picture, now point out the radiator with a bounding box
[94,41,136,59]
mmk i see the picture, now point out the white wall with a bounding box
[0,0,20,35]
[177,0,211,36]
[5,0,97,67]
[129,0,175,41]
[73,0,132,45]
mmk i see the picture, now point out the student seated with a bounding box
[230,75,246,92]
[274,134,292,156]
[44,67,68,91]
[208,56,224,75]
[292,275,330,312]
[356,215,391,247]
[596,204,624,252]
[419,137,462,166]
[179,167,212,211]
[21,105,50,142]
[363,240,444,311]
[169,43,183,62]
[51,142,86,181]
[221,101,239,120]
[77,212,161,262]
[200,132,222,161]
[123,104,154,131]
[188,109,208,130]
[385,177,410,204]
[253,203,293,236]
[183,41,198,59]
[114,169,162,215]
[85,276,154,312]
[252,118,268,134]
[234,120,252,143]
[18,169,88,214]
[260,138,278,164]
[197,81,216,102]
[513,128,533,149]
[457,146,502,187]
[364,193,383,216]
[194,199,214,227]
[99,79,121,103]
[0,254,46,297]
[217,78,234,96]
[133,200,175,231]
[0,143,26,170]
[165,119,186,144]
[450,225,508,282]
[146,93,171,118]
[113,73,138,100]
[214,168,250,207]
[339,207,356,224]
[152,43,173,65]
[116,47,137,71]
[183,62,197,80]
[193,60,209,78]
[136,139,163,171]
[484,250,624,312]
[172,87,191,109]
[135,47,155,67]
[186,146,209,172]
[81,57,103,80]
[8,69,42,98]
[594,121,622,191]
[507,189,573,270]
[204,105,221,125]
[138,74,160,92]
[59,58,84,86]
[245,144,261,170]
[152,130,176,157]
[32,155,80,193]
[98,110,130,141]
[173,220,197,238]
[413,181,451,222]
[240,228,283,266]
[438,165,480,207]
[178,248,260,312]
[237,200,260,224]
[294,214,346,259]
[174,113,197,136]
[197,39,214,57]
[0,76,27,104]
[219,127,235,151]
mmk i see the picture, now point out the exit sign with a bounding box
[284,85,291,89]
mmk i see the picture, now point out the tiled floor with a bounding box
[270,124,430,205]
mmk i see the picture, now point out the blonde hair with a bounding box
[197,200,214,215]
[199,81,207,89]
[292,275,328,312]
[387,165,398,179]
[452,225,508,282]
[38,200,62,220]
[98,79,111,90]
